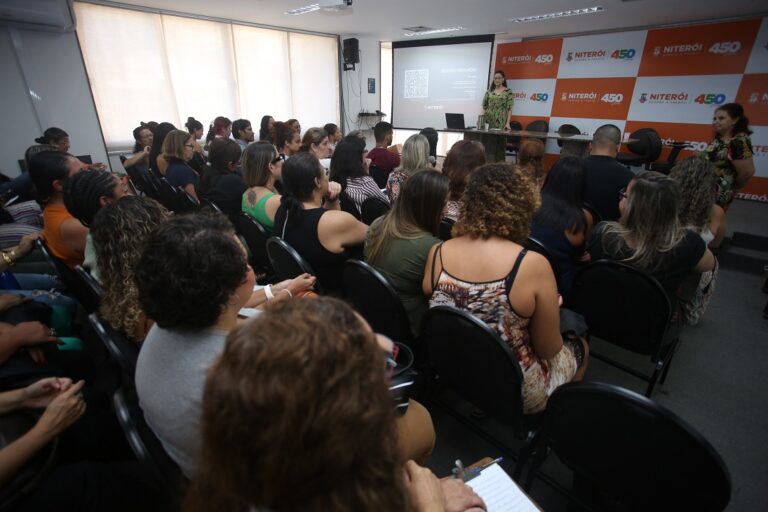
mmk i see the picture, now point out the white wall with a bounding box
[340,34,381,147]
[0,26,108,177]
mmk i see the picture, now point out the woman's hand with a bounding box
[440,478,487,512]
[17,232,42,256]
[0,294,29,312]
[405,460,446,512]
[21,377,73,409]
[326,181,342,202]
[285,274,316,296]
[504,123,511,131]
[31,380,86,438]
[11,322,62,348]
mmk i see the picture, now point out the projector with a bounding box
[320,0,353,12]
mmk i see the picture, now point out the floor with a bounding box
[424,198,768,511]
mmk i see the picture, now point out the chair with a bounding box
[88,313,139,386]
[582,202,602,225]
[113,387,183,491]
[73,265,102,312]
[360,196,391,225]
[525,237,562,294]
[369,164,389,189]
[200,198,223,214]
[505,120,523,161]
[650,140,692,175]
[338,191,361,220]
[155,178,199,214]
[556,123,580,148]
[525,120,549,145]
[342,260,413,347]
[438,217,455,241]
[123,162,158,197]
[617,128,662,169]
[36,240,99,313]
[519,381,731,512]
[569,260,679,396]
[421,306,533,442]
[266,236,322,293]
[235,212,274,280]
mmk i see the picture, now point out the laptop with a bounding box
[445,113,465,130]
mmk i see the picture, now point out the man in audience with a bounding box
[582,124,635,221]
[367,121,401,175]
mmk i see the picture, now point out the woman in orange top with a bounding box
[28,151,87,268]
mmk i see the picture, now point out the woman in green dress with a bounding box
[481,70,514,130]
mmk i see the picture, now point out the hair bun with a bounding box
[34,136,46,144]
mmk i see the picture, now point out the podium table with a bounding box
[445,128,593,163]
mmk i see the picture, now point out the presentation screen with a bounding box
[392,36,494,130]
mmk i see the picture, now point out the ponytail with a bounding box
[279,152,323,226]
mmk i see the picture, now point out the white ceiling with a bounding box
[105,0,766,41]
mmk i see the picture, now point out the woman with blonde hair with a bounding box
[669,156,723,247]
[387,134,430,203]
[241,142,284,232]
[424,163,588,414]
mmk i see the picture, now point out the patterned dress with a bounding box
[386,170,408,203]
[700,133,753,207]
[429,246,578,413]
[481,88,514,129]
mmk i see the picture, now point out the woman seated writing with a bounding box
[241,142,283,232]
[134,212,314,478]
[186,297,484,512]
[587,171,716,313]
[329,135,389,216]
[424,163,588,414]
[366,170,449,336]
[274,152,368,293]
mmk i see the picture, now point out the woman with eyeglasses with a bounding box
[242,142,284,233]
[162,129,200,201]
[201,138,247,218]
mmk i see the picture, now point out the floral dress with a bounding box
[700,133,753,207]
[481,88,514,129]
[386,170,408,203]
[429,246,578,413]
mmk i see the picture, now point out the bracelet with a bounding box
[280,288,293,299]
[1,251,14,267]
[264,284,274,300]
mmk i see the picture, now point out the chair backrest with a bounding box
[36,240,99,313]
[525,120,549,133]
[338,191,361,220]
[438,217,455,241]
[556,123,580,148]
[421,306,526,433]
[236,212,273,274]
[369,164,389,189]
[569,260,671,355]
[623,128,663,165]
[524,237,562,293]
[88,313,139,379]
[507,120,524,149]
[73,265,102,311]
[582,202,602,224]
[360,196,391,225]
[200,198,223,214]
[539,381,731,511]
[342,260,413,345]
[266,236,322,292]
[113,387,182,489]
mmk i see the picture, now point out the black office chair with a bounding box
[525,120,549,145]
[438,217,455,241]
[73,265,102,312]
[88,313,139,387]
[360,196,391,225]
[266,236,322,293]
[650,141,693,175]
[36,240,98,313]
[506,120,523,161]
[235,212,274,282]
[617,128,662,169]
[342,260,413,348]
[555,123,580,148]
[155,178,199,214]
[525,237,562,294]
[338,191,361,220]
[518,381,731,512]
[569,260,679,396]
[369,164,389,189]
[113,387,183,492]
[199,197,223,214]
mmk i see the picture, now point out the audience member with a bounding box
[299,127,332,171]
[242,142,283,232]
[324,122,342,145]
[530,157,591,302]
[424,163,588,414]
[62,169,128,280]
[231,119,253,152]
[185,297,482,512]
[0,198,43,251]
[701,102,755,247]
[184,117,208,173]
[419,127,439,168]
[28,151,87,268]
[35,127,71,153]
[121,124,153,171]
[274,152,367,292]
[200,138,247,217]
[366,170,449,335]
[441,140,485,221]
[368,121,401,176]
[329,135,388,215]
[587,171,716,303]
[582,124,634,222]
[162,129,199,200]
[285,118,301,135]
[258,115,275,142]
[387,134,430,203]
[204,116,232,151]
[148,121,177,175]
[134,213,314,478]
[518,139,546,189]
[274,121,300,158]
[91,196,169,342]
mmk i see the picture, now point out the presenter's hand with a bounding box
[504,124,511,131]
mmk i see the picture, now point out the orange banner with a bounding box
[737,177,768,202]
[735,74,768,126]
[551,78,636,119]
[638,19,760,77]
[495,39,563,79]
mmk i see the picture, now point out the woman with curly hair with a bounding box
[669,156,724,248]
[424,163,588,414]
[91,196,170,341]
[185,297,483,512]
[387,134,430,203]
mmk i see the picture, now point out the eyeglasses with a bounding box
[619,187,628,199]
[272,154,285,164]
[184,143,194,148]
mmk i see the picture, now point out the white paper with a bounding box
[466,464,539,512]
[238,308,261,318]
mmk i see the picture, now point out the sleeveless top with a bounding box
[273,206,350,293]
[429,244,577,413]
[242,190,275,231]
[42,203,84,269]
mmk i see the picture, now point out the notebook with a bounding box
[445,113,466,129]
[466,463,539,511]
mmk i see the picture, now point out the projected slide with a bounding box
[393,38,493,130]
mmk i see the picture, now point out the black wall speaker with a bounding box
[343,38,359,64]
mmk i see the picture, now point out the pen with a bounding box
[464,457,504,481]
[453,459,466,481]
